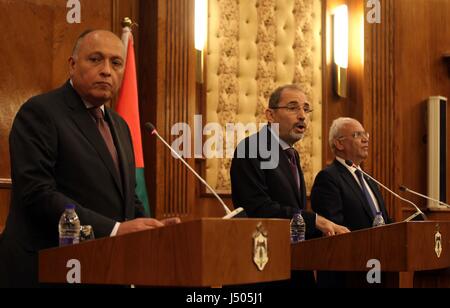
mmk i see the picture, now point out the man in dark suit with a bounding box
[230,85,349,287]
[311,117,391,231]
[311,117,392,287]
[0,30,179,287]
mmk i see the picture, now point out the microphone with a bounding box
[144,123,244,219]
[399,185,450,209]
[344,160,427,221]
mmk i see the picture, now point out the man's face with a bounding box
[266,88,310,146]
[335,120,370,165]
[69,31,125,106]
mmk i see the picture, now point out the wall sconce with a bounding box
[195,0,208,83]
[333,5,348,98]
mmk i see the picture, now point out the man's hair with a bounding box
[329,117,357,153]
[71,29,96,59]
[268,84,304,108]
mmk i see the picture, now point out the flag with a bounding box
[116,30,151,217]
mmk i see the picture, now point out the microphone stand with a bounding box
[345,161,427,222]
[400,185,450,209]
[145,123,244,219]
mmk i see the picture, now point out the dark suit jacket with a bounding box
[0,81,145,287]
[311,159,391,231]
[230,125,317,237]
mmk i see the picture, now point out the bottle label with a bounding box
[59,237,80,247]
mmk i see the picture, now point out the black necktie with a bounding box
[88,107,121,176]
[285,148,300,190]
[355,169,378,216]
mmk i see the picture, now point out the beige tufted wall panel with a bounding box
[206,0,322,194]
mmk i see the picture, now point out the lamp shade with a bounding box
[333,5,348,69]
[195,0,208,51]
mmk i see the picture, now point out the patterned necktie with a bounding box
[355,169,378,217]
[88,107,121,176]
[285,148,300,190]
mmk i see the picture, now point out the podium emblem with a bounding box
[435,224,442,258]
[253,223,269,271]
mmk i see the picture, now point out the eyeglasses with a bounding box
[338,131,370,140]
[271,103,313,114]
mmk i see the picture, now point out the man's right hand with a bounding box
[117,217,181,236]
[315,215,350,236]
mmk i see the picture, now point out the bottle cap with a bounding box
[293,207,302,214]
[65,204,76,210]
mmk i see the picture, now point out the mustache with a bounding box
[294,122,306,128]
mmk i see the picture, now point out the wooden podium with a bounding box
[39,218,290,287]
[291,221,450,288]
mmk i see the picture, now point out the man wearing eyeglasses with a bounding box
[311,117,391,231]
[230,85,349,287]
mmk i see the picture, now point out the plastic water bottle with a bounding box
[372,212,385,227]
[290,209,306,244]
[59,204,81,247]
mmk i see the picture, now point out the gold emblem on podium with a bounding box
[435,224,442,258]
[253,223,269,271]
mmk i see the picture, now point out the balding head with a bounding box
[329,117,370,165]
[69,30,126,106]
[329,117,357,153]
[71,30,125,60]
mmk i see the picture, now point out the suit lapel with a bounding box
[107,110,130,209]
[63,83,124,199]
[335,160,375,220]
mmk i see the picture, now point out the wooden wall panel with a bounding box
[139,0,197,219]
[364,0,396,220]
[0,1,54,180]
[394,0,450,219]
[0,181,11,232]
